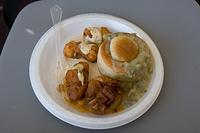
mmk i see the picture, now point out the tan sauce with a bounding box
[72,63,84,85]
[85,27,102,44]
[64,94,124,114]
[79,42,95,55]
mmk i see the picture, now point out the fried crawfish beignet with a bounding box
[63,41,98,62]
[79,42,98,62]
[63,27,111,62]
[85,77,122,114]
[65,62,89,101]
[63,41,82,58]
[83,27,111,45]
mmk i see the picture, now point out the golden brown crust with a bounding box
[99,40,113,68]
[63,41,99,62]
[63,41,82,58]
[100,27,111,36]
[83,28,93,38]
[64,27,112,62]
[86,76,122,114]
[99,40,127,73]
[110,36,138,62]
[65,62,89,101]
[79,62,89,73]
[85,45,98,62]
[85,79,102,100]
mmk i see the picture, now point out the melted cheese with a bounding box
[85,27,102,44]
[72,63,84,85]
[79,42,94,55]
[77,70,84,85]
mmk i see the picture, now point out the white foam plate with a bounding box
[29,13,164,129]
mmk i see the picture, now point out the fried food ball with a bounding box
[63,27,111,62]
[63,41,82,58]
[100,27,111,39]
[83,27,111,45]
[85,45,99,62]
[64,41,99,62]
[65,62,89,101]
[85,80,102,100]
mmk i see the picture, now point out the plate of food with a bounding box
[29,13,164,129]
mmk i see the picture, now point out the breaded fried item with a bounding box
[63,41,82,58]
[65,62,89,101]
[85,80,102,100]
[63,27,111,62]
[63,41,99,62]
[86,76,122,114]
[83,27,111,45]
[85,44,99,62]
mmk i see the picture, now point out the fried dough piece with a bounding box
[63,27,111,62]
[65,62,89,101]
[83,27,111,45]
[63,41,98,62]
[85,44,99,62]
[63,41,82,58]
[86,77,122,114]
[85,80,102,100]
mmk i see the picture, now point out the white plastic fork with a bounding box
[50,5,63,84]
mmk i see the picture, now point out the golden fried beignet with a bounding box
[63,41,98,62]
[65,62,89,101]
[84,44,99,62]
[83,27,111,45]
[63,41,82,58]
[85,77,122,114]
